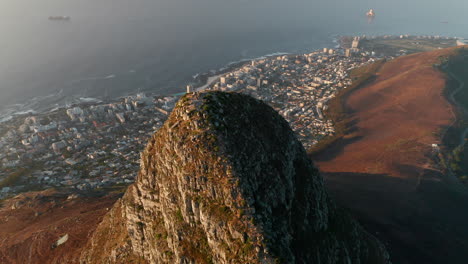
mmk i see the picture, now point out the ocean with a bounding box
[1,0,467,120]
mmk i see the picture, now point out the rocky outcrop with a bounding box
[80,91,390,264]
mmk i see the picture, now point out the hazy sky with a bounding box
[0,0,467,106]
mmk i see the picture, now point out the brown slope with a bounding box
[315,48,456,179]
[313,47,468,264]
[0,190,120,264]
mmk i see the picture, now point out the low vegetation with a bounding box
[441,48,468,184]
[0,168,31,189]
[359,38,456,56]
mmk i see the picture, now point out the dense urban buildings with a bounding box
[0,35,455,199]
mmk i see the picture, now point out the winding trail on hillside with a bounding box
[436,63,468,194]
[313,48,468,264]
[445,66,468,147]
[438,66,468,192]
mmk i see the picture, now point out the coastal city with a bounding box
[202,48,371,148]
[0,35,460,199]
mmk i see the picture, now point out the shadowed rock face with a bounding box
[80,91,390,264]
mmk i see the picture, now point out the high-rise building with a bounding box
[186,85,193,93]
[345,49,352,57]
[351,37,360,49]
[220,77,226,85]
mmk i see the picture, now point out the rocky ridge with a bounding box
[80,91,390,264]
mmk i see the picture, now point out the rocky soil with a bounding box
[0,189,119,264]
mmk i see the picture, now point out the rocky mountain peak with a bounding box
[80,91,390,264]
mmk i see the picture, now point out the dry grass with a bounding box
[0,190,120,264]
[314,47,461,179]
[308,59,386,155]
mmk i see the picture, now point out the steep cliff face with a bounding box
[80,91,390,264]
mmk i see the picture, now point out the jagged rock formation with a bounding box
[80,91,390,264]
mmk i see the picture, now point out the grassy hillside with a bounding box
[308,59,386,155]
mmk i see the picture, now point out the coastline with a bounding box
[0,52,292,124]
[195,74,223,92]
[0,33,461,124]
[0,34,458,125]
[190,52,290,93]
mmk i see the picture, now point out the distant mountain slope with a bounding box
[313,47,468,264]
[315,47,458,178]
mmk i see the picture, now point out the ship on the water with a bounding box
[366,9,375,23]
[48,16,71,21]
[366,9,375,18]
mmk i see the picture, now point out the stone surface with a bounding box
[80,91,390,264]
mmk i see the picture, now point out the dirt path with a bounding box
[445,66,468,147]
[436,65,468,192]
